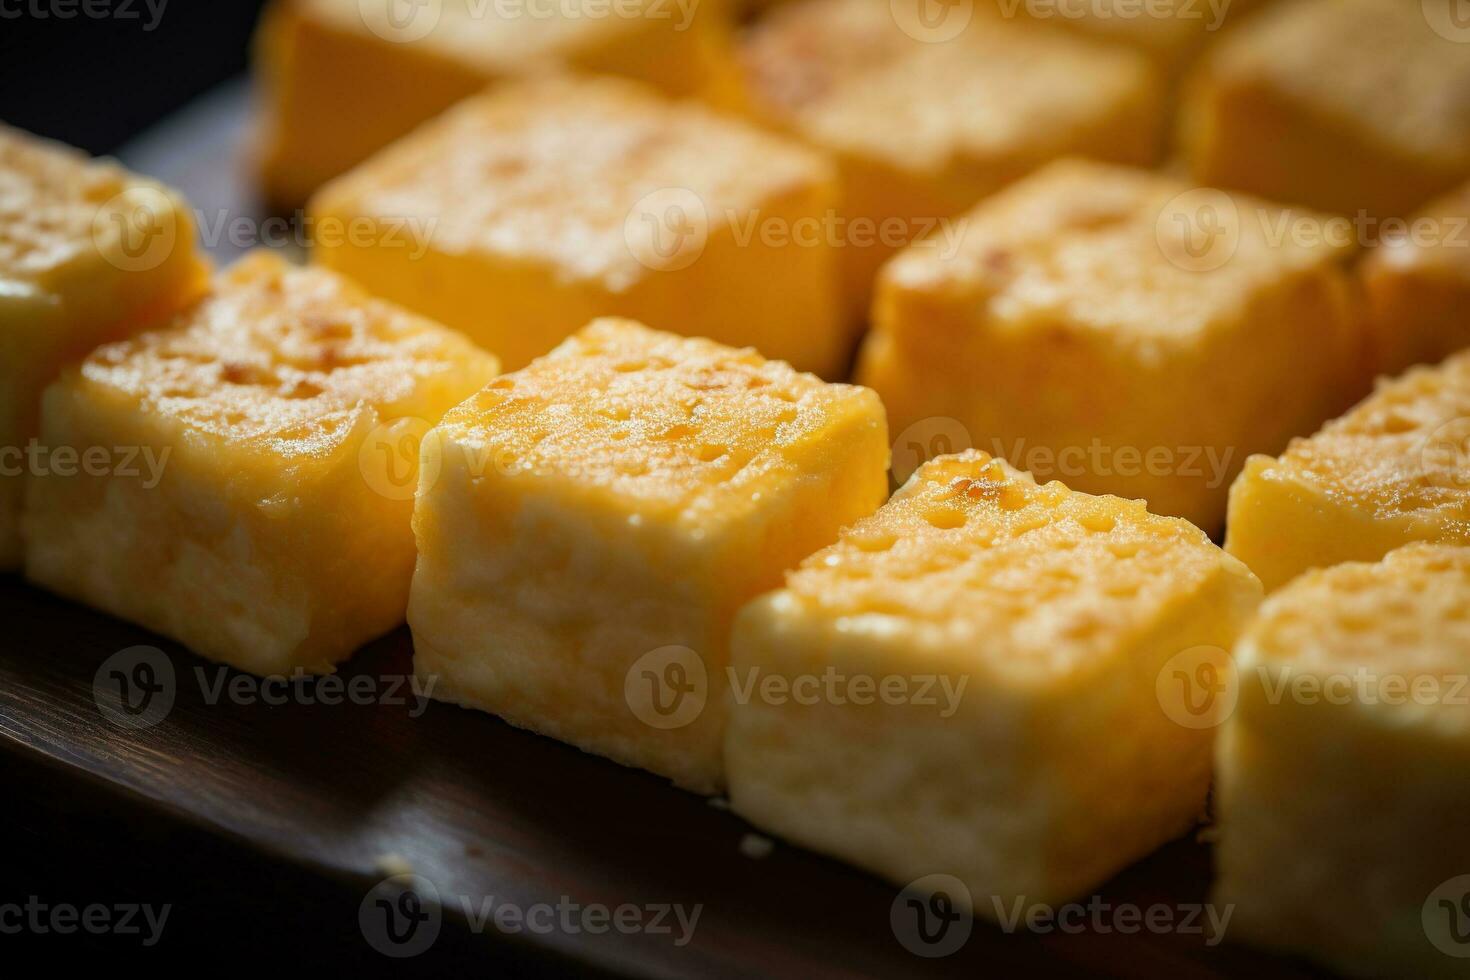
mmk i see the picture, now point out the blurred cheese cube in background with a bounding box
[408,319,889,793]
[858,159,1365,533]
[0,124,209,570]
[23,252,500,676]
[740,0,1166,309]
[1182,0,1470,221]
[310,75,846,375]
[1214,543,1470,978]
[726,450,1261,912]
[976,0,1275,81]
[1362,178,1470,377]
[1226,350,1470,592]
[253,0,744,207]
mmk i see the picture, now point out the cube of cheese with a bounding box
[1363,178,1470,376]
[254,0,743,207]
[1225,350,1470,592]
[22,252,500,676]
[742,0,1164,302]
[979,0,1272,79]
[0,125,208,570]
[857,159,1365,533]
[726,450,1262,910]
[1214,543,1470,978]
[310,75,844,375]
[408,318,890,793]
[1182,0,1470,220]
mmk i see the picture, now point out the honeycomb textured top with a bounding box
[1259,349,1470,523]
[78,252,498,459]
[434,318,885,530]
[781,449,1247,678]
[316,75,833,291]
[1206,0,1470,169]
[0,124,178,293]
[882,160,1352,350]
[299,0,672,70]
[1241,544,1470,700]
[743,0,1155,170]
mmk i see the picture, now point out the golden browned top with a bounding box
[742,0,1157,172]
[1202,0,1470,169]
[1364,177,1470,280]
[297,0,675,71]
[312,75,832,291]
[881,159,1353,348]
[779,449,1252,674]
[1254,350,1470,524]
[78,252,499,458]
[0,124,179,293]
[435,318,885,530]
[1242,543,1470,685]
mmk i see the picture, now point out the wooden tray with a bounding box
[0,83,1330,976]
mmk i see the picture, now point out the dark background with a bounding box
[0,0,269,153]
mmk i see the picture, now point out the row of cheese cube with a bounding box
[3,122,1469,972]
[258,0,1470,245]
[299,73,1470,533]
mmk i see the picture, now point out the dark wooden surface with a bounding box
[1,84,1332,975]
[0,573,1329,977]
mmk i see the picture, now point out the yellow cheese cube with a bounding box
[1182,0,1470,220]
[0,125,208,570]
[1363,178,1470,376]
[726,450,1262,910]
[23,252,500,676]
[408,318,889,793]
[1225,350,1470,592]
[741,0,1164,302]
[254,0,742,207]
[310,75,844,375]
[858,159,1365,533]
[1214,543,1470,978]
[979,0,1273,79]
